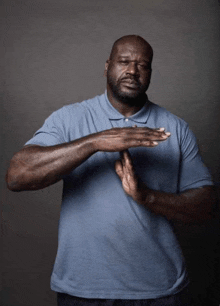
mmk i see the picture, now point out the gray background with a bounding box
[1,0,220,305]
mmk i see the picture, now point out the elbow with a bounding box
[198,188,219,222]
[6,161,50,192]
[6,183,23,192]
[191,204,217,224]
[5,169,25,192]
[5,148,44,191]
[5,157,30,192]
[183,186,218,224]
[194,211,213,223]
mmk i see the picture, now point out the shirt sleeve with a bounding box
[25,107,68,146]
[178,124,213,192]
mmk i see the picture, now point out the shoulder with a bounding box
[148,101,193,144]
[149,101,187,128]
[49,93,104,123]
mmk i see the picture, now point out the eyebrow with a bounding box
[117,56,150,63]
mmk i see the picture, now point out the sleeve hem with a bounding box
[180,180,213,193]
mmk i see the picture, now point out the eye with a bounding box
[138,63,150,70]
[119,60,129,65]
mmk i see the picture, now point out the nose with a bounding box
[126,62,139,76]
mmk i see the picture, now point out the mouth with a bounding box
[120,79,140,89]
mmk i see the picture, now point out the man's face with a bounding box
[106,41,152,102]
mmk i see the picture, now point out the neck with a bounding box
[107,91,147,117]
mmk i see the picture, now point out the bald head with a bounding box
[105,35,153,107]
[109,35,153,61]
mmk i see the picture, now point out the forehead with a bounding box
[112,41,152,61]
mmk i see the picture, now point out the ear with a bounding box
[104,59,110,77]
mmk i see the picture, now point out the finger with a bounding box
[115,160,124,180]
[124,139,159,148]
[112,127,171,143]
[119,151,126,167]
[123,150,133,168]
[139,140,159,146]
[142,129,170,139]
[122,151,136,178]
[126,127,171,140]
[120,150,133,169]
[156,127,165,131]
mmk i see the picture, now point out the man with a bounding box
[6,35,216,306]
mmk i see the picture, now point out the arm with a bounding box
[6,127,170,191]
[115,150,217,223]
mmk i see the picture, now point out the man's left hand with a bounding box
[115,150,147,204]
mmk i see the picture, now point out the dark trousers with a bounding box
[57,287,191,306]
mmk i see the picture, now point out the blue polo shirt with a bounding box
[25,92,213,299]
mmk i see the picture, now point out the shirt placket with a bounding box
[123,117,134,127]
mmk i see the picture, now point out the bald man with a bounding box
[6,35,216,306]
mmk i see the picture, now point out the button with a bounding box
[125,118,129,122]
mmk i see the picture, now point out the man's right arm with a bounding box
[6,127,170,191]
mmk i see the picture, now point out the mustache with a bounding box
[119,76,140,84]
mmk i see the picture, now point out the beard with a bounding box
[107,73,149,105]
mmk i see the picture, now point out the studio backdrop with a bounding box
[1,0,220,305]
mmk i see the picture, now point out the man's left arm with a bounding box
[115,150,217,223]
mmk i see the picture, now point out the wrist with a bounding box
[144,188,155,208]
[134,182,152,206]
[88,133,100,153]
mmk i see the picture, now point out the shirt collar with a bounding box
[102,91,151,124]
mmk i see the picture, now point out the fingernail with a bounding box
[158,127,165,131]
[153,141,158,145]
[165,132,171,136]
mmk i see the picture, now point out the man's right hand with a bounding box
[92,127,170,152]
[6,126,170,191]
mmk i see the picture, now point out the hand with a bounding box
[115,151,217,223]
[93,126,170,152]
[115,150,147,204]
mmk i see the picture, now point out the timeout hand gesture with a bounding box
[115,150,148,205]
[94,126,170,152]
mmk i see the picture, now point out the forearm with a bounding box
[115,151,216,223]
[6,126,169,191]
[6,135,97,191]
[140,185,216,223]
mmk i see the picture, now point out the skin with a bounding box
[115,150,216,223]
[6,35,216,222]
[105,35,153,116]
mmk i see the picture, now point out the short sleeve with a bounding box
[25,107,69,146]
[178,125,213,192]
